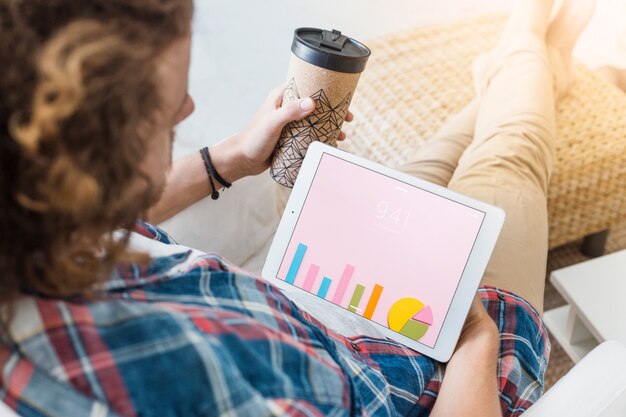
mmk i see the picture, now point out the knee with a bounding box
[452,129,555,194]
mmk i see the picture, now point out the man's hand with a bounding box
[430,294,503,417]
[228,83,354,178]
[455,295,500,356]
[146,84,354,224]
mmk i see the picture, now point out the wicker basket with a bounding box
[340,15,626,249]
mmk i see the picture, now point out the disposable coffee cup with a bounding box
[270,28,371,188]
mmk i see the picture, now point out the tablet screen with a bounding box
[277,152,485,348]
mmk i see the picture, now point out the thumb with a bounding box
[276,97,315,124]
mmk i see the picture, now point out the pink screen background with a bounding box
[277,153,485,347]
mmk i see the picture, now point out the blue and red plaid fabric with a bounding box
[0,222,550,416]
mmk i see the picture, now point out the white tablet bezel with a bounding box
[262,141,505,362]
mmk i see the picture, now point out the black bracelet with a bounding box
[199,147,220,200]
[203,146,232,189]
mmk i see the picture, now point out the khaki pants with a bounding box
[277,33,565,314]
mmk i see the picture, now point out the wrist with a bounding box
[452,322,500,365]
[209,136,248,184]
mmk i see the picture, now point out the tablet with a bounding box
[262,141,505,362]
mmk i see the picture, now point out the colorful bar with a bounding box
[302,264,320,292]
[331,264,355,305]
[363,284,384,319]
[285,243,307,284]
[348,284,366,313]
[317,277,332,299]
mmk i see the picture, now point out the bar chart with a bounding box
[282,242,385,321]
[281,242,433,342]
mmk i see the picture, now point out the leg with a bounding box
[451,39,555,313]
[396,100,479,187]
[447,0,594,313]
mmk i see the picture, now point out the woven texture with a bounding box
[340,15,626,249]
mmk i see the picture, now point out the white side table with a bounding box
[544,249,626,363]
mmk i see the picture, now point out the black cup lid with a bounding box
[291,28,371,74]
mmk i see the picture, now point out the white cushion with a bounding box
[158,5,280,265]
[522,341,626,417]
[159,172,278,267]
[0,401,20,417]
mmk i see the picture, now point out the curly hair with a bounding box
[0,0,193,331]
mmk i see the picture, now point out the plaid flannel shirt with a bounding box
[0,222,550,417]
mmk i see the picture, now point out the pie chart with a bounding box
[387,297,433,341]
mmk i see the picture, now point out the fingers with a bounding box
[267,83,355,142]
[275,97,315,124]
[268,83,287,109]
[337,111,353,141]
[268,82,355,117]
